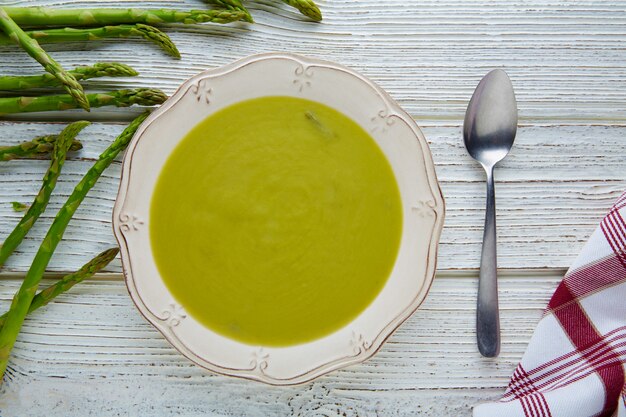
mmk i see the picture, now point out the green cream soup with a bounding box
[150,96,402,346]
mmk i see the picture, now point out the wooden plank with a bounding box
[0,1,625,123]
[0,122,624,273]
[0,272,560,416]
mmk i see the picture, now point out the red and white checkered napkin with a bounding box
[474,192,626,417]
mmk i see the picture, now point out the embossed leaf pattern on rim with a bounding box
[112,53,445,385]
[370,109,397,134]
[293,62,314,92]
[190,78,212,104]
[119,213,144,233]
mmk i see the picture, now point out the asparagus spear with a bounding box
[207,0,253,23]
[0,134,82,161]
[0,248,119,330]
[280,0,322,21]
[0,8,90,111]
[0,25,180,59]
[0,113,149,379]
[0,88,167,114]
[4,7,246,27]
[0,121,89,268]
[0,62,138,91]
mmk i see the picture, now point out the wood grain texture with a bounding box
[0,0,625,415]
[0,273,561,417]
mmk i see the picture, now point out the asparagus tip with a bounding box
[134,24,181,59]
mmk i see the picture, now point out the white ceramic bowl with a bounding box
[113,53,444,385]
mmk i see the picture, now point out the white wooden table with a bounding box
[0,1,625,415]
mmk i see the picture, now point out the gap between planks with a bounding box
[2,111,626,125]
[0,268,568,281]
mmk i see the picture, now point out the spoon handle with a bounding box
[477,166,501,357]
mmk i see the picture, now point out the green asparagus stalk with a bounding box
[0,62,138,91]
[0,8,90,111]
[207,0,253,23]
[0,113,149,380]
[0,134,82,161]
[280,0,322,21]
[0,248,119,330]
[4,7,246,27]
[0,25,180,59]
[0,121,89,268]
[0,88,167,114]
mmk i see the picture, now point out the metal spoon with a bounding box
[463,69,518,358]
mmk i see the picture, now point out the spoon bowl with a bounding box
[464,69,517,168]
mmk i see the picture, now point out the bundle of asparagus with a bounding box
[0,8,90,110]
[0,0,321,60]
[0,5,200,112]
[0,61,165,114]
[0,113,149,380]
[0,6,246,67]
[0,2,320,112]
